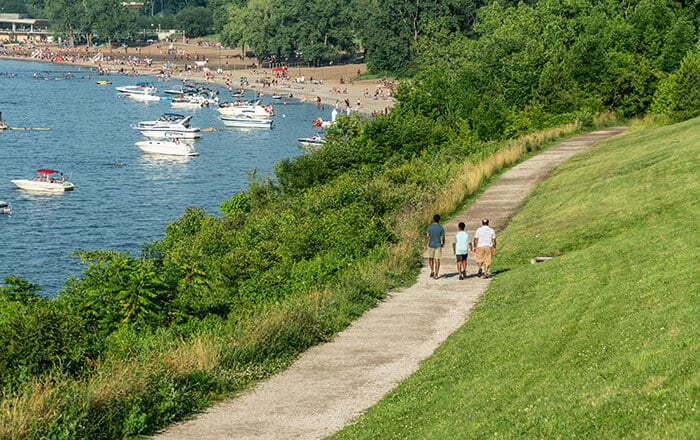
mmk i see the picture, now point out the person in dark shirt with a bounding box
[424,214,445,279]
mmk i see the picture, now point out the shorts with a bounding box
[427,246,442,259]
[456,254,468,262]
[476,246,492,265]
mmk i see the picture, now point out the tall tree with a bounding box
[44,0,83,46]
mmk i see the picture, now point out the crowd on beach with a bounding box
[0,42,396,116]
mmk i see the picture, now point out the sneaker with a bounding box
[462,270,467,278]
[477,268,483,277]
[484,273,490,279]
[459,275,464,280]
[430,272,434,278]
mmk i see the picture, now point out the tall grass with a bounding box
[330,118,699,438]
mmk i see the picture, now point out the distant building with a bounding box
[0,13,49,43]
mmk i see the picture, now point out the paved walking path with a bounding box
[155,126,628,440]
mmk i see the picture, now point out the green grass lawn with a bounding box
[330,120,700,439]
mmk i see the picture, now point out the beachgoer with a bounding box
[473,218,496,278]
[452,222,472,280]
[425,214,445,279]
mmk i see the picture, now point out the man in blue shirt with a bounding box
[425,214,445,279]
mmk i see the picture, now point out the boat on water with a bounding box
[170,93,209,109]
[219,114,274,129]
[131,113,202,139]
[126,92,161,102]
[165,84,219,104]
[0,201,11,214]
[135,139,199,156]
[96,80,112,85]
[217,101,274,118]
[11,169,75,193]
[298,134,326,147]
[163,83,197,96]
[116,82,156,95]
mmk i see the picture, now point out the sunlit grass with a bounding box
[331,118,699,438]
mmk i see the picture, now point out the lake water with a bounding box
[0,59,331,296]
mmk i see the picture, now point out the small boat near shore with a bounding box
[217,101,274,118]
[0,201,11,214]
[116,82,156,95]
[135,139,199,156]
[170,93,209,109]
[163,83,197,96]
[219,115,273,129]
[126,92,161,102]
[298,134,326,147]
[11,169,75,193]
[131,113,202,139]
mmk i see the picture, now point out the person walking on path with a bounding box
[425,214,445,279]
[473,218,496,278]
[452,222,472,280]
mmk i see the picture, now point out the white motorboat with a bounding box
[116,82,156,95]
[11,169,75,192]
[135,139,199,156]
[298,134,326,147]
[219,115,273,129]
[170,94,209,109]
[0,201,11,214]
[131,113,202,139]
[196,87,220,104]
[126,92,161,102]
[217,101,274,118]
[163,83,197,96]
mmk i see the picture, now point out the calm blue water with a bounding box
[0,59,331,296]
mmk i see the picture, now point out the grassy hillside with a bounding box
[330,120,699,438]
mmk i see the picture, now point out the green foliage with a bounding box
[0,275,42,324]
[62,250,173,336]
[651,47,700,121]
[175,6,213,38]
[0,300,95,387]
[220,192,251,216]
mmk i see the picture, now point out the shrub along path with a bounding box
[155,126,628,440]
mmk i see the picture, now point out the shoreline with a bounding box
[0,43,395,116]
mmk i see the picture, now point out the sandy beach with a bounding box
[0,41,396,116]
